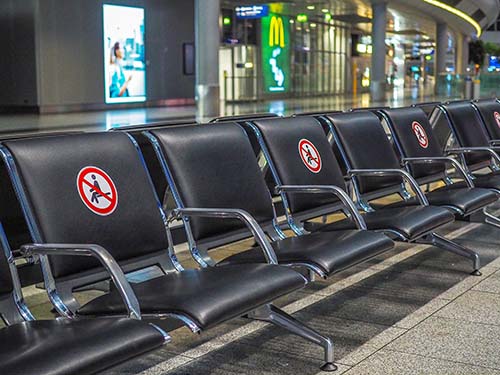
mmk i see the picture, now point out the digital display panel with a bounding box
[261,13,290,93]
[103,4,146,104]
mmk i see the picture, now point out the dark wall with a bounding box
[1,0,195,109]
[0,0,38,107]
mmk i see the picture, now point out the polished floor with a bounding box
[0,84,448,135]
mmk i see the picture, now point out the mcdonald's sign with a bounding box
[261,14,290,93]
[269,16,285,48]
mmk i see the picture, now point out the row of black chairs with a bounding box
[0,98,499,374]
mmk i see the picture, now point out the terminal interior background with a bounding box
[1,0,500,374]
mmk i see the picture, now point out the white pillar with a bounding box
[195,0,220,119]
[436,22,448,74]
[370,1,387,102]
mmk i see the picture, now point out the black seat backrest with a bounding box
[121,123,197,207]
[148,123,275,241]
[472,99,500,141]
[412,102,442,117]
[250,117,347,214]
[210,113,280,123]
[0,132,84,254]
[293,111,343,134]
[1,132,169,281]
[325,112,403,195]
[381,107,446,179]
[440,101,491,165]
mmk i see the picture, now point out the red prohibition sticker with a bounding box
[77,166,118,216]
[494,111,500,128]
[412,121,429,149]
[298,139,322,173]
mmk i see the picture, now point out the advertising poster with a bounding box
[261,13,290,93]
[103,4,146,103]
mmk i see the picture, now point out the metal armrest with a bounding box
[21,243,141,320]
[348,168,429,205]
[446,147,500,165]
[171,208,278,265]
[275,185,367,230]
[402,157,474,188]
[489,139,500,146]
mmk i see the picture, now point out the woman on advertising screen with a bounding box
[109,42,132,97]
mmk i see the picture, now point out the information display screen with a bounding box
[103,5,146,103]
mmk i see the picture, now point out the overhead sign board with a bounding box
[236,5,269,19]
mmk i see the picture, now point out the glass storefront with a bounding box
[291,19,350,96]
[220,5,351,101]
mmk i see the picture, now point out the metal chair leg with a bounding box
[248,304,337,371]
[418,233,481,276]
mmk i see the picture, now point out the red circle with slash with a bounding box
[494,112,500,128]
[412,121,429,149]
[77,166,118,216]
[298,139,322,173]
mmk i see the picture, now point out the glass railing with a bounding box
[436,73,465,98]
[478,73,500,98]
[436,72,500,99]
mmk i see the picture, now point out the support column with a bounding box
[436,23,448,75]
[195,0,220,119]
[462,35,470,72]
[370,1,387,102]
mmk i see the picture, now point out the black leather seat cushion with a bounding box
[377,186,497,216]
[305,206,454,240]
[0,318,164,375]
[78,264,305,329]
[218,230,394,276]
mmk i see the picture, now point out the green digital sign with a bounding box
[261,13,290,93]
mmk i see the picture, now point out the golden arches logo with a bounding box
[269,16,285,48]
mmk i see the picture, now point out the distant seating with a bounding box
[472,98,500,145]
[310,111,482,275]
[379,106,498,220]
[434,100,500,194]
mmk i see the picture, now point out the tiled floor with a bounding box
[0,85,451,134]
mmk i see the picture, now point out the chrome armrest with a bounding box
[489,139,500,146]
[348,168,429,205]
[446,147,500,165]
[275,184,367,230]
[171,208,278,265]
[21,243,141,320]
[402,156,474,188]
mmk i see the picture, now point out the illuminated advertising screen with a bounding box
[103,4,145,104]
[261,13,290,93]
